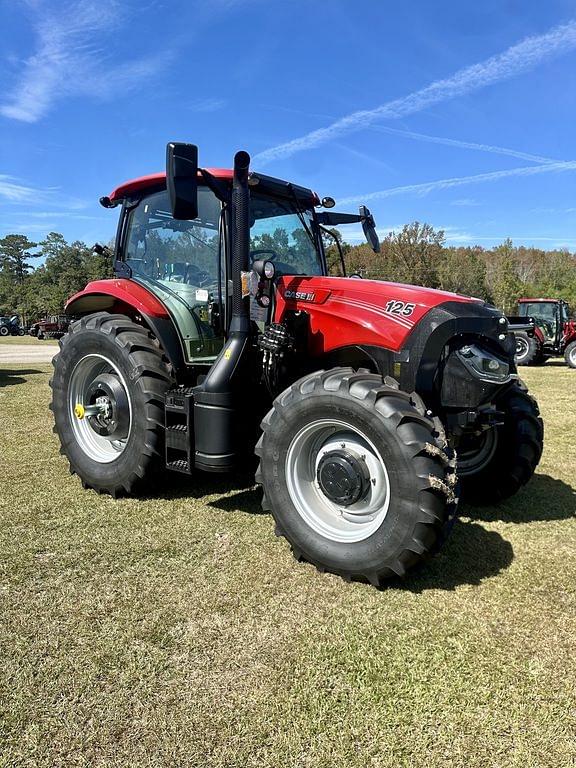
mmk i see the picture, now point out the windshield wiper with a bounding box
[288,184,316,249]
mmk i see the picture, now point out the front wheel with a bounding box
[564,341,576,369]
[458,381,543,504]
[50,313,173,496]
[0,326,8,337]
[515,332,543,366]
[255,368,457,586]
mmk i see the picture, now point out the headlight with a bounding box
[263,260,275,279]
[456,344,511,383]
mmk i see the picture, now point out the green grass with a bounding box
[0,335,59,345]
[0,362,574,768]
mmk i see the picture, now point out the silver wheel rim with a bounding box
[458,429,498,476]
[285,419,390,543]
[570,348,576,366]
[68,354,132,463]
[515,336,529,360]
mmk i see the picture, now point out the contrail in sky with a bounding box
[254,20,576,165]
[337,160,576,204]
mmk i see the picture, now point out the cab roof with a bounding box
[519,298,565,303]
[108,169,320,206]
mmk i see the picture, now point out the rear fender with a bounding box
[66,279,186,373]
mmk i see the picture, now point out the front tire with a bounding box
[515,332,543,366]
[458,381,543,504]
[255,368,457,586]
[564,341,576,369]
[50,313,173,496]
[0,326,8,337]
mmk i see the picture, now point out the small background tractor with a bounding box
[0,315,25,337]
[50,143,543,586]
[512,298,576,368]
[30,314,72,340]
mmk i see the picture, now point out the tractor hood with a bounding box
[274,275,486,355]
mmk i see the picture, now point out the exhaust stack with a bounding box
[193,151,252,472]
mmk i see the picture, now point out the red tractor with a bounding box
[30,314,72,340]
[513,298,576,368]
[50,144,543,586]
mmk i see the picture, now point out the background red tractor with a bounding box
[30,314,72,340]
[513,298,576,368]
[50,143,543,586]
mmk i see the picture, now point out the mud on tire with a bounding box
[50,312,173,497]
[255,368,457,587]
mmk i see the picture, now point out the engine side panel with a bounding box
[274,275,480,354]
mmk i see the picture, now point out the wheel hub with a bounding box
[317,449,370,506]
[84,373,130,439]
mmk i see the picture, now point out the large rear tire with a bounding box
[564,341,576,369]
[458,381,543,504]
[50,313,173,496]
[515,332,543,366]
[255,368,457,586]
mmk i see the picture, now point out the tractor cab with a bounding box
[518,298,570,350]
[99,155,377,368]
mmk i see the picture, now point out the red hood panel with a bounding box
[275,275,481,354]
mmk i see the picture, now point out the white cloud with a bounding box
[254,20,576,165]
[0,175,48,203]
[189,97,227,113]
[0,1,172,122]
[337,160,576,204]
[451,198,481,207]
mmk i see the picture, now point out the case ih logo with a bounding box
[284,290,316,302]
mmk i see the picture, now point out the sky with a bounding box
[1,0,576,251]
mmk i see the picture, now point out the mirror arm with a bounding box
[199,168,231,205]
[317,212,362,226]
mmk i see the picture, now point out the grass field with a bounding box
[0,335,59,345]
[0,362,574,767]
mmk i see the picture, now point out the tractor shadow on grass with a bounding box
[401,520,514,592]
[465,474,576,524]
[144,469,261,508]
[0,368,43,388]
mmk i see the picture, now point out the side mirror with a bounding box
[360,205,380,254]
[166,142,198,220]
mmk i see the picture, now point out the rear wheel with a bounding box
[50,313,173,496]
[515,332,542,366]
[564,341,576,369]
[458,381,543,504]
[255,368,457,586]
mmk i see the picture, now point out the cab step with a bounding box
[164,387,195,475]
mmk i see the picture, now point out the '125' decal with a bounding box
[385,300,416,317]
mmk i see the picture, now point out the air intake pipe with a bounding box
[193,151,252,472]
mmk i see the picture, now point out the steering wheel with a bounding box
[250,249,279,262]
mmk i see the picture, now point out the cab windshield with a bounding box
[249,193,323,275]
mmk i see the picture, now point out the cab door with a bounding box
[123,186,225,364]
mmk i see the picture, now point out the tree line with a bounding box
[1,223,576,323]
[0,233,113,323]
[327,222,576,313]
